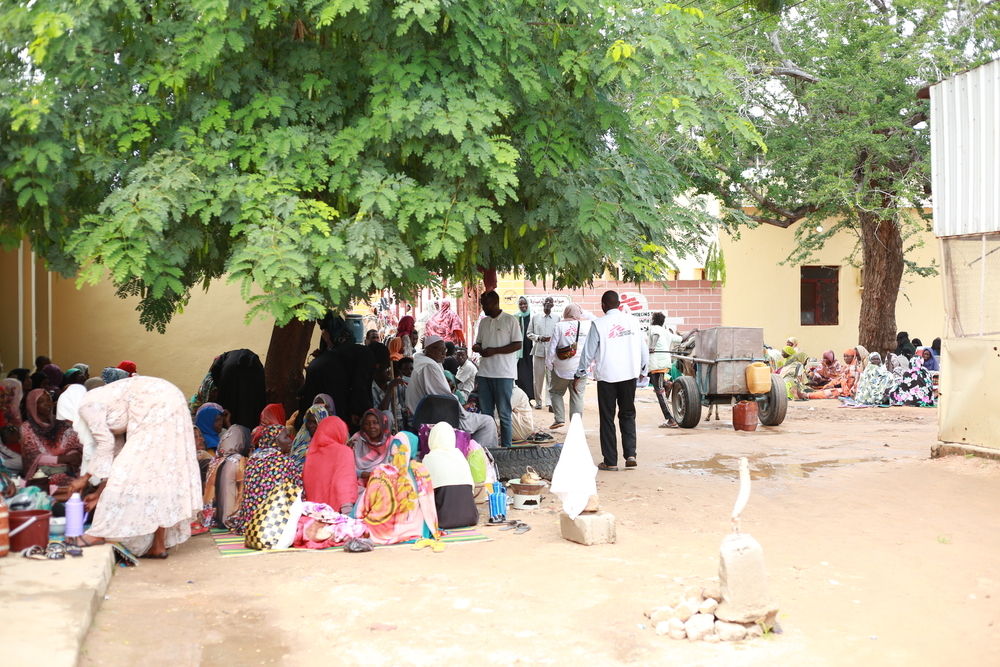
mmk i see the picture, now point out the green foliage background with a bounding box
[0,0,760,331]
[706,0,1000,268]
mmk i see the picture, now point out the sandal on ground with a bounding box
[549,422,565,430]
[514,523,531,535]
[659,421,678,428]
[66,534,106,548]
[625,456,637,469]
[140,550,169,559]
[597,462,619,471]
[498,521,523,531]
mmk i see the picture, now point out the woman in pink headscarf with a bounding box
[425,300,463,343]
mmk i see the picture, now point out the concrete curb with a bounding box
[931,441,1000,461]
[0,544,114,666]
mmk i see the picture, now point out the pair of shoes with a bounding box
[597,462,619,471]
[625,456,637,469]
[498,520,531,534]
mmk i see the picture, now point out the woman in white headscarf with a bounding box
[421,422,477,529]
[546,304,592,429]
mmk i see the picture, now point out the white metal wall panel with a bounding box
[930,59,1000,237]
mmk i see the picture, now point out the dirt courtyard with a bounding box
[81,387,1000,666]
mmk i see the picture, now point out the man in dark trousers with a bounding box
[574,291,648,470]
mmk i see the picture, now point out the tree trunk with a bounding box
[263,319,316,414]
[858,212,904,357]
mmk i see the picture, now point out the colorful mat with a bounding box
[209,526,490,558]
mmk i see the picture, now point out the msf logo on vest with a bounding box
[607,324,634,339]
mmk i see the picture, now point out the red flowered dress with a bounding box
[19,420,81,485]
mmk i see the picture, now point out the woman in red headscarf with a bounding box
[251,403,287,446]
[302,416,358,514]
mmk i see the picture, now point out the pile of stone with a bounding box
[644,579,776,642]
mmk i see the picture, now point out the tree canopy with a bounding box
[0,0,759,331]
[702,0,1000,350]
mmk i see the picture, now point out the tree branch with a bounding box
[757,31,819,84]
[741,180,818,228]
[869,0,890,14]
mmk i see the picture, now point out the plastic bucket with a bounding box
[745,362,771,394]
[732,401,759,432]
[345,314,365,344]
[9,509,51,552]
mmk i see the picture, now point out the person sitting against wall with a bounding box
[20,389,82,486]
[806,348,860,399]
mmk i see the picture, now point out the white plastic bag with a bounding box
[549,413,597,519]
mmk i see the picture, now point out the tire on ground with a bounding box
[671,375,702,429]
[758,374,788,426]
[488,445,562,482]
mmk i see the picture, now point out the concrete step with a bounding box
[0,544,114,666]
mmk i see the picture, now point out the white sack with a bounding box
[549,413,597,519]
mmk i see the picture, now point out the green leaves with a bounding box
[1,0,762,331]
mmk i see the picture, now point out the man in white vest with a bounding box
[574,291,648,470]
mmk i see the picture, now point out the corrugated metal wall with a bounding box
[930,59,1000,237]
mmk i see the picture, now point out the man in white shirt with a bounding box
[454,347,478,397]
[526,296,556,410]
[407,336,498,447]
[575,291,648,470]
[473,290,522,448]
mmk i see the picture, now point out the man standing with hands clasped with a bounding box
[575,290,648,470]
[473,291,523,448]
[526,296,557,410]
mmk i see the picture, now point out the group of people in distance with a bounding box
[3,289,931,559]
[772,332,939,407]
[0,288,659,557]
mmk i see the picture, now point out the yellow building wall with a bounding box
[0,246,292,396]
[49,276,281,396]
[719,222,944,354]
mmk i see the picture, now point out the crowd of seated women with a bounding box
[198,400,487,549]
[1,358,138,491]
[769,332,939,407]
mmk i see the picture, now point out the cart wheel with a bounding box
[758,374,788,426]
[671,376,702,429]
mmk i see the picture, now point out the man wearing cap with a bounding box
[473,290,523,448]
[574,290,648,470]
[408,335,498,447]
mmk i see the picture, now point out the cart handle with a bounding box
[671,355,768,365]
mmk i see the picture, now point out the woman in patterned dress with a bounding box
[226,424,300,535]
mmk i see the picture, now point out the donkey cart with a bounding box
[670,327,787,429]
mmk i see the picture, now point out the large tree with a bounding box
[0,0,758,401]
[705,0,1000,354]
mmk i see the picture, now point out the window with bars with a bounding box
[800,266,839,326]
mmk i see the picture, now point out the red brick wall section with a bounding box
[521,279,721,332]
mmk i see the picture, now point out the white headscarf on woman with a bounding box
[562,303,585,321]
[421,422,473,489]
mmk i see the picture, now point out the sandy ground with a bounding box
[81,387,1000,666]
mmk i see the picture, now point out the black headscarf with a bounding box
[895,332,916,359]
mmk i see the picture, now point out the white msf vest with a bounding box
[592,308,644,383]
